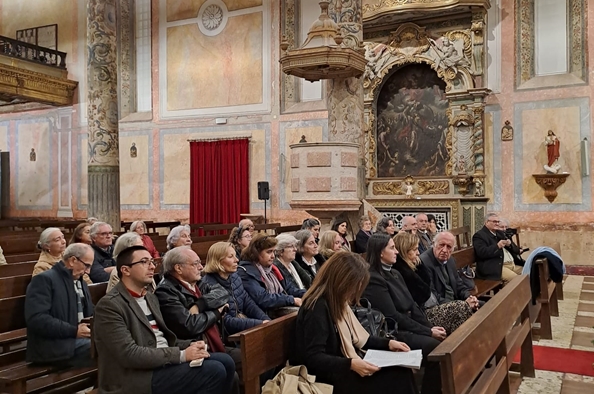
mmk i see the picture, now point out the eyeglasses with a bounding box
[98,232,113,237]
[181,260,202,268]
[488,220,500,224]
[128,258,156,267]
[75,256,92,270]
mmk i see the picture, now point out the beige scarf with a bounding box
[336,304,370,359]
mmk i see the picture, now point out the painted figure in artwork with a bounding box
[544,130,561,174]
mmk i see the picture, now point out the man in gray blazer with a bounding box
[94,245,235,394]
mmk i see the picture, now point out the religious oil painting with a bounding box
[376,64,449,178]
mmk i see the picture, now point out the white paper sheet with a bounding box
[363,349,423,369]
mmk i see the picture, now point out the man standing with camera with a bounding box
[472,213,523,284]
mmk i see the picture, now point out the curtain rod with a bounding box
[187,136,252,142]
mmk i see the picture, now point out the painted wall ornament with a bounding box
[30,148,36,162]
[130,142,137,158]
[501,120,513,141]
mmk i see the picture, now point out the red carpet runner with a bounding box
[514,345,594,376]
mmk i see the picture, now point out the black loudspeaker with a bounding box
[257,181,270,200]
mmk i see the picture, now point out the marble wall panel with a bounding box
[520,106,581,204]
[162,133,191,205]
[166,12,263,111]
[120,134,151,206]
[16,121,51,208]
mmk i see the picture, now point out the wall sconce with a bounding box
[130,142,137,158]
[501,120,513,141]
[581,137,589,176]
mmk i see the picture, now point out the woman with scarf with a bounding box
[291,251,416,394]
[237,234,303,314]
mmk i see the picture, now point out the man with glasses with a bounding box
[24,243,95,367]
[94,245,235,394]
[472,213,521,283]
[89,221,116,283]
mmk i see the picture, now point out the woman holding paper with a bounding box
[363,233,443,394]
[291,251,417,394]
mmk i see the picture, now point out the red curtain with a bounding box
[189,138,250,226]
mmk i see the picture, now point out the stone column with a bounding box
[327,1,364,144]
[87,0,120,228]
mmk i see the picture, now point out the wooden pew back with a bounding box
[0,275,32,299]
[0,296,26,333]
[0,261,36,278]
[429,275,534,394]
[274,224,302,234]
[228,312,297,394]
[449,226,471,249]
[451,247,502,297]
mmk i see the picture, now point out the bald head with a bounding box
[401,216,418,233]
[416,213,428,231]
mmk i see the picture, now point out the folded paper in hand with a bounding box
[363,349,423,369]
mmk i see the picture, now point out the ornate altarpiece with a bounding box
[360,0,491,230]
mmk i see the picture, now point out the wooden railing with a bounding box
[0,35,67,69]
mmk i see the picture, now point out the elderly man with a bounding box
[415,213,432,254]
[401,215,418,234]
[89,221,116,282]
[166,225,193,251]
[155,247,228,347]
[25,243,95,367]
[238,219,255,235]
[420,232,479,310]
[94,245,235,394]
[473,213,523,283]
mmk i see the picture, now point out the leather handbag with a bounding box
[262,365,333,394]
[351,298,396,339]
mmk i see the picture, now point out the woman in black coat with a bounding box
[354,215,373,254]
[291,251,416,394]
[362,233,444,394]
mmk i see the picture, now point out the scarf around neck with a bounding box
[336,304,370,360]
[255,263,284,294]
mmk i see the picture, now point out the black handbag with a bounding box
[351,298,397,339]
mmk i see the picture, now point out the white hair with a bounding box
[37,227,61,251]
[166,225,191,250]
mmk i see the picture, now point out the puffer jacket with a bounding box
[202,272,270,335]
[238,261,303,311]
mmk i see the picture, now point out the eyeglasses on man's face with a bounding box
[128,258,156,267]
[75,256,92,270]
[98,231,113,237]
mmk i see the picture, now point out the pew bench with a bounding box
[428,275,535,394]
[528,258,559,340]
[228,312,297,394]
[0,262,36,279]
[452,247,502,298]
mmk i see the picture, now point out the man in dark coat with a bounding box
[89,221,116,282]
[25,243,95,367]
[420,232,478,309]
[94,245,236,394]
[473,213,523,282]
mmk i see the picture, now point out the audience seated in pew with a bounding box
[166,225,193,251]
[294,229,325,282]
[291,251,417,394]
[473,213,523,285]
[416,214,432,255]
[25,243,95,368]
[362,233,443,394]
[237,234,303,314]
[274,233,311,291]
[301,218,321,244]
[94,245,236,394]
[202,242,270,336]
[420,232,477,334]
[69,222,92,245]
[89,222,116,283]
[375,216,396,236]
[393,232,472,337]
[319,230,343,260]
[354,215,373,254]
[130,220,161,259]
[331,218,351,251]
[107,232,153,293]
[228,226,252,260]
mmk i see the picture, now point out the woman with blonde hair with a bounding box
[291,251,416,394]
[318,230,343,260]
[392,232,472,336]
[202,242,270,335]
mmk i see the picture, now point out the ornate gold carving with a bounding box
[388,23,430,57]
[452,175,473,196]
[452,104,474,126]
[532,174,569,203]
[362,0,490,17]
[373,181,406,195]
[372,179,450,195]
[417,180,450,195]
[0,63,77,106]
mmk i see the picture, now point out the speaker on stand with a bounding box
[257,181,270,223]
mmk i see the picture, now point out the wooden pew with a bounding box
[528,258,559,340]
[0,262,36,279]
[5,254,39,264]
[253,223,281,234]
[228,312,297,394]
[0,275,31,299]
[452,247,502,297]
[450,226,471,249]
[428,275,535,394]
[274,224,303,234]
[0,296,26,353]
[1,238,40,256]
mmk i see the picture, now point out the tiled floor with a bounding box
[517,275,594,394]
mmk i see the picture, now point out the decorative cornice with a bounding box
[363,0,491,21]
[0,62,77,106]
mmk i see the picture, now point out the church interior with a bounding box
[0,0,594,393]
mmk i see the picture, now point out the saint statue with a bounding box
[544,130,560,174]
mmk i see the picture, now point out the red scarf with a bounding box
[180,282,226,353]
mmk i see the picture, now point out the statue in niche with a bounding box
[376,64,449,177]
[130,142,137,158]
[428,36,469,72]
[456,155,467,174]
[30,148,36,162]
[474,178,484,197]
[544,130,561,174]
